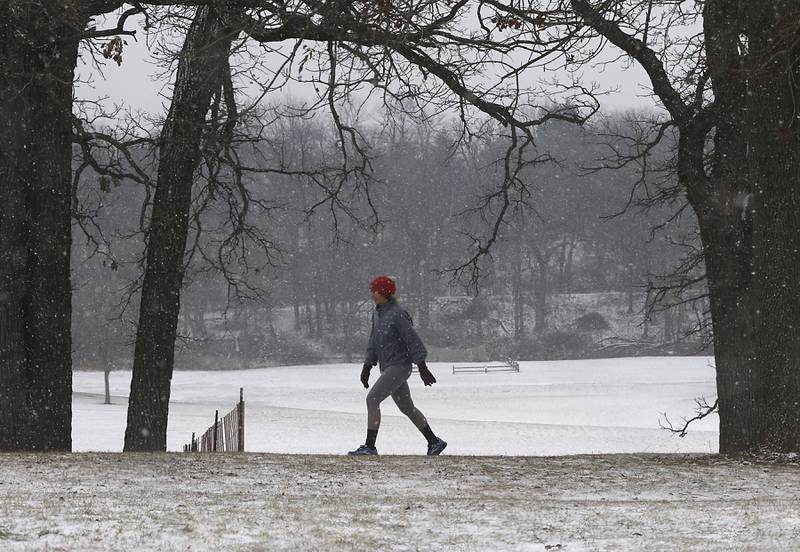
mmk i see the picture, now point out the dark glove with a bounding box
[417,361,436,386]
[360,363,372,389]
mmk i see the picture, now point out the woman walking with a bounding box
[348,275,447,456]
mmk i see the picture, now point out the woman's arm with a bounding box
[395,310,427,364]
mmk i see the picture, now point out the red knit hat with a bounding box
[369,275,396,297]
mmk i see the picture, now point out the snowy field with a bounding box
[73,357,719,455]
[4,358,800,551]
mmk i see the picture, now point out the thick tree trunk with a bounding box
[686,1,758,453]
[701,222,759,453]
[696,0,800,453]
[0,3,84,450]
[747,3,800,451]
[124,7,233,451]
[688,100,757,453]
[571,0,776,453]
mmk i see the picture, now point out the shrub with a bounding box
[573,311,610,331]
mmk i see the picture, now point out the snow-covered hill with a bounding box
[73,356,718,454]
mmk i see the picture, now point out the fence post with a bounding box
[238,387,245,452]
[213,410,219,452]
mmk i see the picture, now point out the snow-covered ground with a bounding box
[73,357,719,455]
[5,358,799,551]
[2,453,798,551]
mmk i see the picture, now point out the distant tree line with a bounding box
[72,108,703,372]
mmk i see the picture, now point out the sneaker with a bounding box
[348,444,378,456]
[427,438,447,456]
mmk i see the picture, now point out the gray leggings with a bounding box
[366,364,428,431]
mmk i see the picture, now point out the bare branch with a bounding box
[661,396,719,437]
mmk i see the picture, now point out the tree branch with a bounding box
[570,0,690,123]
[661,396,718,437]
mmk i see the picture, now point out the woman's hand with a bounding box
[360,363,372,388]
[417,361,436,386]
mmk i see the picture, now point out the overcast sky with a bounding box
[76,16,662,123]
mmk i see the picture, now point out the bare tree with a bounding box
[122,5,237,451]
[117,0,600,450]
[0,1,106,451]
[473,0,800,453]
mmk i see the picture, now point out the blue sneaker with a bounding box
[348,445,378,456]
[427,438,447,456]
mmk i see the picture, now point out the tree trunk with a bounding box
[124,7,233,451]
[418,259,430,331]
[530,248,549,333]
[663,310,674,345]
[567,0,800,451]
[692,0,800,453]
[104,369,112,406]
[192,304,208,339]
[556,240,567,292]
[0,3,85,450]
[293,299,302,332]
[291,226,303,331]
[686,95,756,453]
[314,292,323,337]
[512,247,524,340]
[746,3,800,451]
[343,301,353,363]
[697,212,758,453]
[305,301,313,336]
[627,264,634,314]
[533,265,548,333]
[564,236,576,293]
[240,306,251,360]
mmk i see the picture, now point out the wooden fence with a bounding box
[183,388,245,452]
[452,360,520,374]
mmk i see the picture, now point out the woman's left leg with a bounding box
[353,364,412,453]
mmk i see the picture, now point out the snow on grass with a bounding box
[1,453,798,551]
[5,357,796,551]
[73,357,718,455]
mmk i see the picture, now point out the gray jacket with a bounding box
[364,299,427,369]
